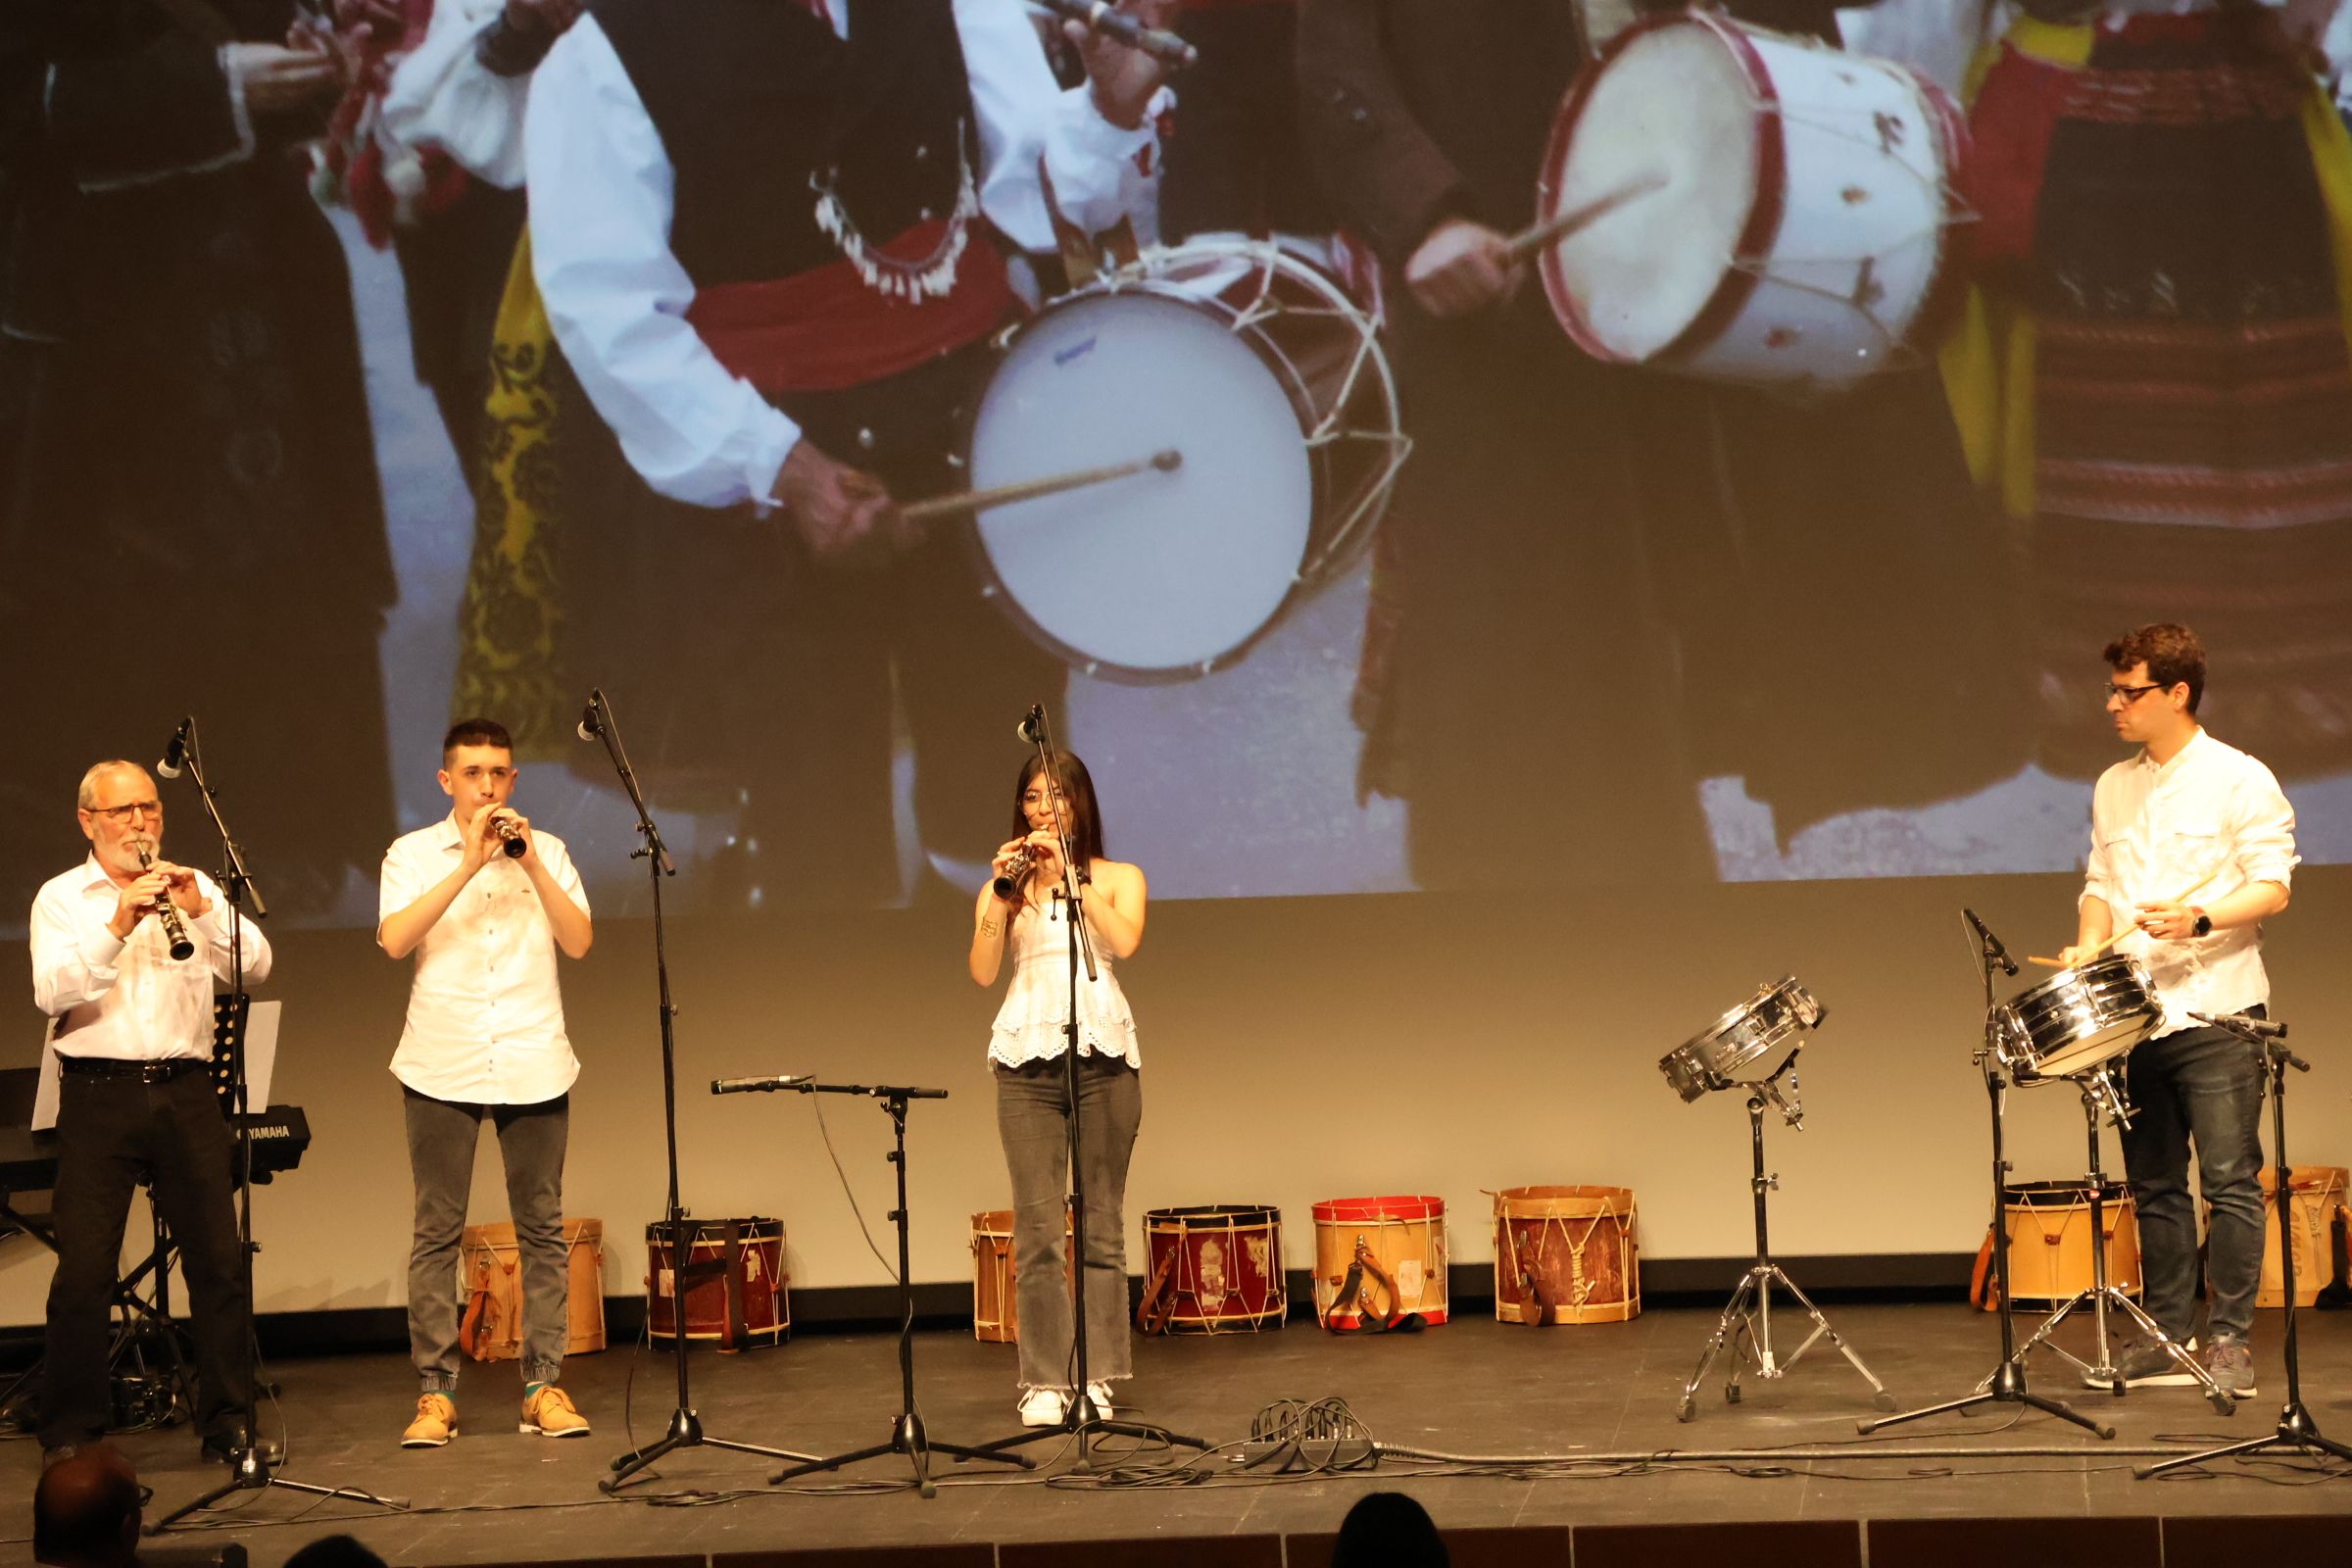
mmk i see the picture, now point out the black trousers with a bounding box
[41,1068,252,1447]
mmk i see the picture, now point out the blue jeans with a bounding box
[2118,1015,2266,1344]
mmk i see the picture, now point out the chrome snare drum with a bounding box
[1989,956,2160,1082]
[1660,976,1826,1102]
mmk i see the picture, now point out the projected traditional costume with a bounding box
[1941,1,2352,781]
[0,0,397,919]
[522,0,1152,908]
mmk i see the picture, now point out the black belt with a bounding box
[57,1056,209,1084]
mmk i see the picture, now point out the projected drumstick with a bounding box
[1504,173,1669,262]
[899,449,1183,525]
[2027,879,2215,967]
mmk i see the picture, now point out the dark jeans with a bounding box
[2119,1014,2267,1344]
[995,1055,1141,1391]
[403,1088,570,1390]
[42,1067,252,1447]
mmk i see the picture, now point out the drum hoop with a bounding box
[1674,975,1816,1059]
[1538,10,1786,368]
[964,241,1405,684]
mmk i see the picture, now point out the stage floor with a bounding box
[7,1301,2352,1565]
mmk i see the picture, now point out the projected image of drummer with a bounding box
[515,0,1176,908]
[2053,624,2296,1401]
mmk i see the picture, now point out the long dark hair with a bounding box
[1010,751,1106,867]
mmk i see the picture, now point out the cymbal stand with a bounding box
[2142,1016,2352,1477]
[2002,1071,2230,1412]
[1680,1053,1893,1421]
[1860,908,2113,1440]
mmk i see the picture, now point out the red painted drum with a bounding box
[1311,1195,1448,1329]
[1137,1205,1287,1334]
[1493,1186,1641,1325]
[644,1217,788,1349]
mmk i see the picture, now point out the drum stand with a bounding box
[2001,1073,2230,1412]
[1679,1056,1893,1421]
[1862,910,2115,1441]
[2142,1018,2352,1478]
[765,1083,1031,1496]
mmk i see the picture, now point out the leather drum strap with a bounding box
[721,1221,747,1351]
[1136,1244,1180,1336]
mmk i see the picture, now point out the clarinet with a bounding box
[133,842,198,961]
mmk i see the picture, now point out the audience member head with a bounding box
[1332,1490,1448,1568]
[282,1536,389,1568]
[32,1446,143,1568]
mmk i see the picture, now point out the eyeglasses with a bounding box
[86,800,162,822]
[2103,683,2167,708]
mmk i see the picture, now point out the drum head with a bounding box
[969,289,1313,678]
[1541,19,1766,364]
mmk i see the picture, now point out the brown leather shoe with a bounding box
[401,1393,458,1447]
[519,1384,590,1438]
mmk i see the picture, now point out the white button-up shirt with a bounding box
[379,815,588,1104]
[522,0,1154,510]
[2082,729,2298,1039]
[30,857,272,1060]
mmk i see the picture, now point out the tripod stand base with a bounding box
[772,1411,1033,1496]
[1679,1261,1894,1422]
[2000,1285,2233,1414]
[600,1406,821,1494]
[2137,1401,2352,1478]
[1861,1357,2115,1441]
[148,1447,407,1534]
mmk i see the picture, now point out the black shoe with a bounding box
[2204,1335,2258,1399]
[2107,1335,2200,1388]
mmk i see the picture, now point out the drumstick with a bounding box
[898,449,1182,525]
[2026,879,2215,967]
[1504,174,1669,262]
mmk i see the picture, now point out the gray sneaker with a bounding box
[2203,1335,2257,1398]
[2101,1335,2200,1388]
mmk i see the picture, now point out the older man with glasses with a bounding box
[26,760,270,1466]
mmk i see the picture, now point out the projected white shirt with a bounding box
[522,0,1155,510]
[29,857,272,1061]
[2081,729,2298,1040]
[379,816,588,1103]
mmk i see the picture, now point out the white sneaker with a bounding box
[1083,1380,1114,1419]
[1017,1388,1067,1428]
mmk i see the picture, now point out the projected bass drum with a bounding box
[1537,13,1970,389]
[966,239,1405,680]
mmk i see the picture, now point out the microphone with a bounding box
[575,692,605,744]
[1031,0,1198,68]
[710,1074,812,1095]
[1964,907,2018,976]
[156,717,193,780]
[1015,704,1046,745]
[2191,1011,2287,1040]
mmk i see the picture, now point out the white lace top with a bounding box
[988,890,1140,1069]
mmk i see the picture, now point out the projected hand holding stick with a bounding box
[1504,173,1669,261]
[898,448,1183,525]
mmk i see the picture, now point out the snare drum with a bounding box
[1661,976,1825,1101]
[967,239,1406,679]
[1996,1182,2141,1308]
[1493,1186,1641,1325]
[1990,956,2160,1082]
[1139,1205,1286,1334]
[645,1217,788,1349]
[1537,14,1969,388]
[1311,1196,1447,1329]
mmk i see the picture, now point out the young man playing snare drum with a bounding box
[2056,624,2296,1397]
[379,718,595,1446]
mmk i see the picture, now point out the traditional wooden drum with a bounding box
[1492,1186,1641,1325]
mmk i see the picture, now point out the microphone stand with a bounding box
[967,706,1204,1468]
[152,721,406,1532]
[1860,909,2113,1441]
[2140,1014,2352,1477]
[711,1079,1031,1496]
[583,691,818,1493]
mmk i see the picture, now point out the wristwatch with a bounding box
[2191,907,2213,938]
